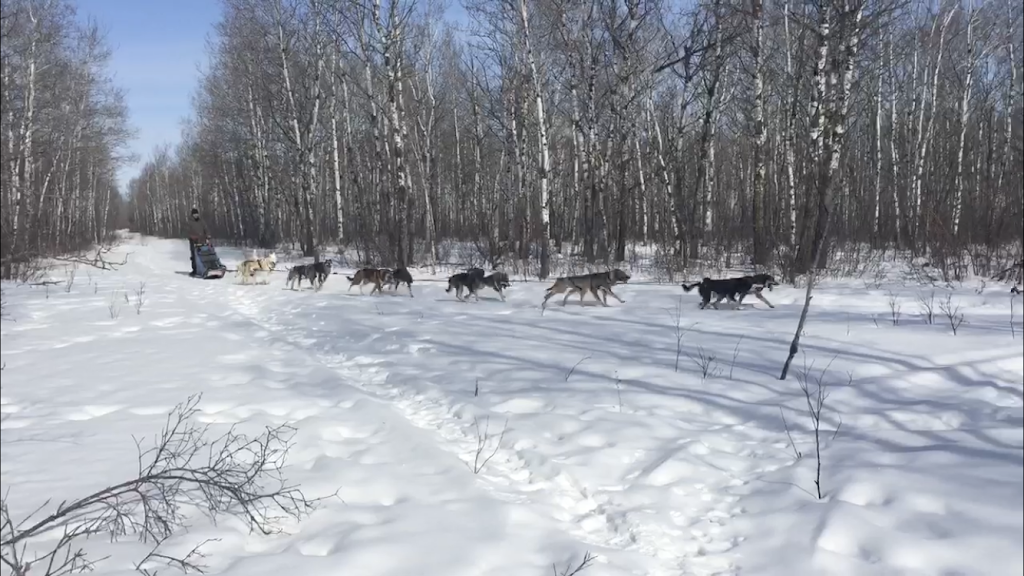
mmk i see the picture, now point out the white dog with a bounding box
[235,252,277,285]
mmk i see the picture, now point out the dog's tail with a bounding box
[346,275,355,282]
[681,282,701,292]
[445,280,453,293]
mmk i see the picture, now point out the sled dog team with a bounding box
[235,251,784,310]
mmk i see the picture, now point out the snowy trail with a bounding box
[225,288,751,576]
[3,235,1022,576]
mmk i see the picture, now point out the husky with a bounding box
[541,269,631,310]
[481,271,511,301]
[446,271,481,301]
[388,266,415,298]
[347,267,392,295]
[235,252,277,285]
[286,264,317,290]
[681,275,775,309]
[313,259,333,290]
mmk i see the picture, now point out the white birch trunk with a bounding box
[911,8,955,246]
[517,0,552,278]
[952,0,978,238]
[329,53,345,243]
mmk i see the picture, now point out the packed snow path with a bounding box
[2,235,1022,576]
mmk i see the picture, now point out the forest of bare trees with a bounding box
[6,0,1020,282]
[0,0,133,280]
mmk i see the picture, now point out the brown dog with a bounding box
[347,268,393,295]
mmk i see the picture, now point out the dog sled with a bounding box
[191,242,227,280]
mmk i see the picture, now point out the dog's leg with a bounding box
[498,287,505,302]
[542,290,555,309]
[755,291,775,308]
[559,288,575,306]
[407,284,414,298]
[711,295,725,310]
[603,287,626,304]
[590,285,609,306]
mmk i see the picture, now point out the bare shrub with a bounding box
[0,394,321,576]
[53,244,131,274]
[729,335,744,380]
[552,551,596,575]
[64,266,77,293]
[688,345,721,383]
[916,290,936,324]
[134,282,147,315]
[938,295,966,335]
[108,291,121,320]
[613,372,623,412]
[887,290,902,326]
[667,295,698,372]
[795,355,845,500]
[1012,294,1018,340]
[471,416,507,474]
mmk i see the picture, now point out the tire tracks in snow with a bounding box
[225,288,745,576]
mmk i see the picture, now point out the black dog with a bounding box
[682,276,775,309]
[744,273,779,291]
[389,266,415,298]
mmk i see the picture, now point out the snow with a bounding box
[2,234,1022,576]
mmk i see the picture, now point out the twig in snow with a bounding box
[565,355,591,381]
[471,416,507,474]
[613,371,623,412]
[52,244,131,273]
[779,407,802,459]
[729,335,744,380]
[552,551,597,576]
[1010,294,1017,340]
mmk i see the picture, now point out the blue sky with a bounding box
[74,0,221,193]
[73,0,469,195]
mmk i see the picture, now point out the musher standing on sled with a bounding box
[187,208,210,276]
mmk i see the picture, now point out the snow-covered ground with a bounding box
[2,234,1022,576]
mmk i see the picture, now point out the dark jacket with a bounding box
[187,217,209,242]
